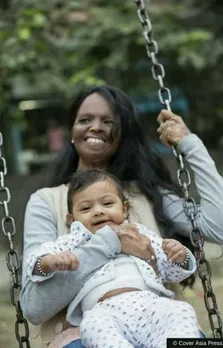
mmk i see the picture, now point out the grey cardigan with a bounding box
[24,221,196,326]
[21,134,223,326]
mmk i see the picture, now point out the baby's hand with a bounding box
[162,239,187,263]
[41,251,79,272]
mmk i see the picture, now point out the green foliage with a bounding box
[1,0,223,145]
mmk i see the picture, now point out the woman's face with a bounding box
[72,93,121,169]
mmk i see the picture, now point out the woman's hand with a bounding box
[157,109,191,147]
[162,239,187,263]
[110,222,156,261]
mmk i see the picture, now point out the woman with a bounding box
[21,85,223,348]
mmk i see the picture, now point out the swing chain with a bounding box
[134,0,223,338]
[134,0,172,112]
[0,132,31,347]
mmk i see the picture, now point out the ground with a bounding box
[0,252,43,348]
[0,245,223,348]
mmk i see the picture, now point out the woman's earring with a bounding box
[124,213,129,222]
[71,139,74,144]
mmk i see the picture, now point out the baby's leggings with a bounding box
[80,290,200,348]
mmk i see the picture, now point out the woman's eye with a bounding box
[104,120,114,125]
[79,118,90,124]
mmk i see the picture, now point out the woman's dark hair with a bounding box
[46,85,195,287]
[67,168,127,214]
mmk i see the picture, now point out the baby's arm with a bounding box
[136,223,196,282]
[25,221,92,282]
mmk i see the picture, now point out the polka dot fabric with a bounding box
[80,291,200,348]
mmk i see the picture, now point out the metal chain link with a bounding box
[0,132,31,347]
[134,0,223,338]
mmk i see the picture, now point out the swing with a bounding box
[0,1,222,346]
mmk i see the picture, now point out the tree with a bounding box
[1,0,223,151]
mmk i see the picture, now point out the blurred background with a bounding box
[1,0,223,346]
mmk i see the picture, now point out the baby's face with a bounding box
[71,180,127,233]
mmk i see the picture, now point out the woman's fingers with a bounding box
[109,222,139,235]
[157,110,191,146]
[121,223,139,233]
[114,223,155,262]
[157,120,175,134]
[158,119,177,147]
[157,110,180,124]
[159,126,173,147]
[119,231,155,261]
[117,223,140,238]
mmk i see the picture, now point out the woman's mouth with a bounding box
[86,137,105,144]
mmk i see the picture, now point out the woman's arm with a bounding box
[162,133,223,243]
[20,193,121,325]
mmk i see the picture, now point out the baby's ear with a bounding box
[66,213,74,227]
[123,200,129,219]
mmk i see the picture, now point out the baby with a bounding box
[25,169,200,348]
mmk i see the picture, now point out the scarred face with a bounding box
[72,93,121,169]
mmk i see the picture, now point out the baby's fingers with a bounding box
[162,239,174,253]
[53,252,72,271]
[170,250,183,263]
[69,255,79,270]
[59,252,79,271]
[166,245,182,262]
[54,255,69,271]
[171,248,187,264]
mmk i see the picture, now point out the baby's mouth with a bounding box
[93,220,110,227]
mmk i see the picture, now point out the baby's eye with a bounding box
[104,201,113,206]
[80,206,90,211]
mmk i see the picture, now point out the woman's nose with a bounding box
[89,120,103,132]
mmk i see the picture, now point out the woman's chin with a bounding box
[80,153,109,168]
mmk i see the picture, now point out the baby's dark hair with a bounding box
[67,169,127,213]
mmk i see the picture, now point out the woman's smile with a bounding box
[85,137,105,144]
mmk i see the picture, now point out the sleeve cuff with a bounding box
[177,133,202,155]
[26,256,56,283]
[96,225,122,257]
[175,248,197,275]
[186,249,197,273]
[29,272,56,284]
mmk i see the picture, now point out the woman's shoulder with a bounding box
[33,184,68,200]
[28,184,68,213]
[125,181,168,197]
[28,184,69,225]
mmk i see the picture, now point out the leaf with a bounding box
[18,27,31,40]
[33,13,47,27]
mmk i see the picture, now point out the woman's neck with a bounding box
[77,158,107,170]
